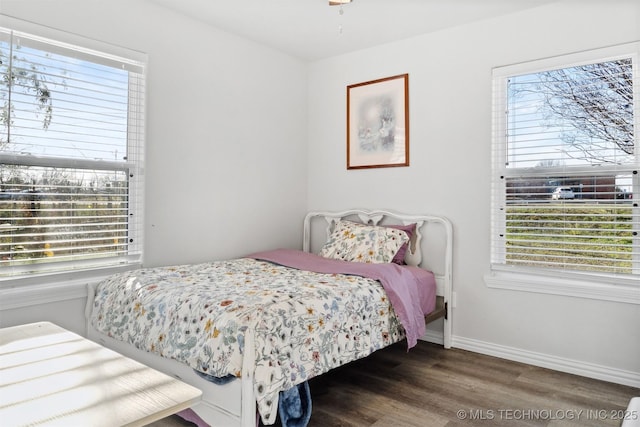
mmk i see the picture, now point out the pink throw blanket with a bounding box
[248,249,436,348]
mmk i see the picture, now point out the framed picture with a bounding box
[347,74,409,169]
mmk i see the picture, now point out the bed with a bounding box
[85,209,453,427]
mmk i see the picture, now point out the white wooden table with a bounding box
[0,321,202,426]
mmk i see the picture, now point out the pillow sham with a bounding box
[386,223,417,265]
[319,220,410,264]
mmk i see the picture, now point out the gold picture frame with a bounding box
[347,74,409,169]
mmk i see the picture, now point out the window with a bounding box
[0,20,145,283]
[489,43,639,300]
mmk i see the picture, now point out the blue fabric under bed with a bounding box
[194,370,312,427]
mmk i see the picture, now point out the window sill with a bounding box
[0,265,139,310]
[484,269,640,305]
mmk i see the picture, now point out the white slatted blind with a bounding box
[0,24,145,280]
[491,44,640,278]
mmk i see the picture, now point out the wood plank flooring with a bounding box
[155,341,639,427]
[307,341,639,427]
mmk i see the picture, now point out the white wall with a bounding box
[1,0,638,387]
[307,1,640,384]
[0,0,308,333]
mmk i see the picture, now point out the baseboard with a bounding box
[452,335,640,388]
[420,329,444,346]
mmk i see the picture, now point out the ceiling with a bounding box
[147,0,557,61]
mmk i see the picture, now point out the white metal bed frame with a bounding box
[85,209,453,427]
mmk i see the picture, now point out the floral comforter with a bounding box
[89,249,435,424]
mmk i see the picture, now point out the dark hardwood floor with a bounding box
[307,341,638,427]
[156,341,639,427]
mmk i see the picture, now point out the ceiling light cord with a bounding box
[329,0,352,35]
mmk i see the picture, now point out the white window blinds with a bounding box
[0,23,145,280]
[491,43,639,279]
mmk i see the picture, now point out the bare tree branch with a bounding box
[538,59,633,160]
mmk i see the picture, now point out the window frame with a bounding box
[0,16,146,287]
[487,42,640,304]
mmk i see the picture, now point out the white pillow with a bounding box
[319,220,409,264]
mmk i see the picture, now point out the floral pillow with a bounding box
[319,220,410,264]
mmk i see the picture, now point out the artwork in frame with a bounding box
[347,74,409,169]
